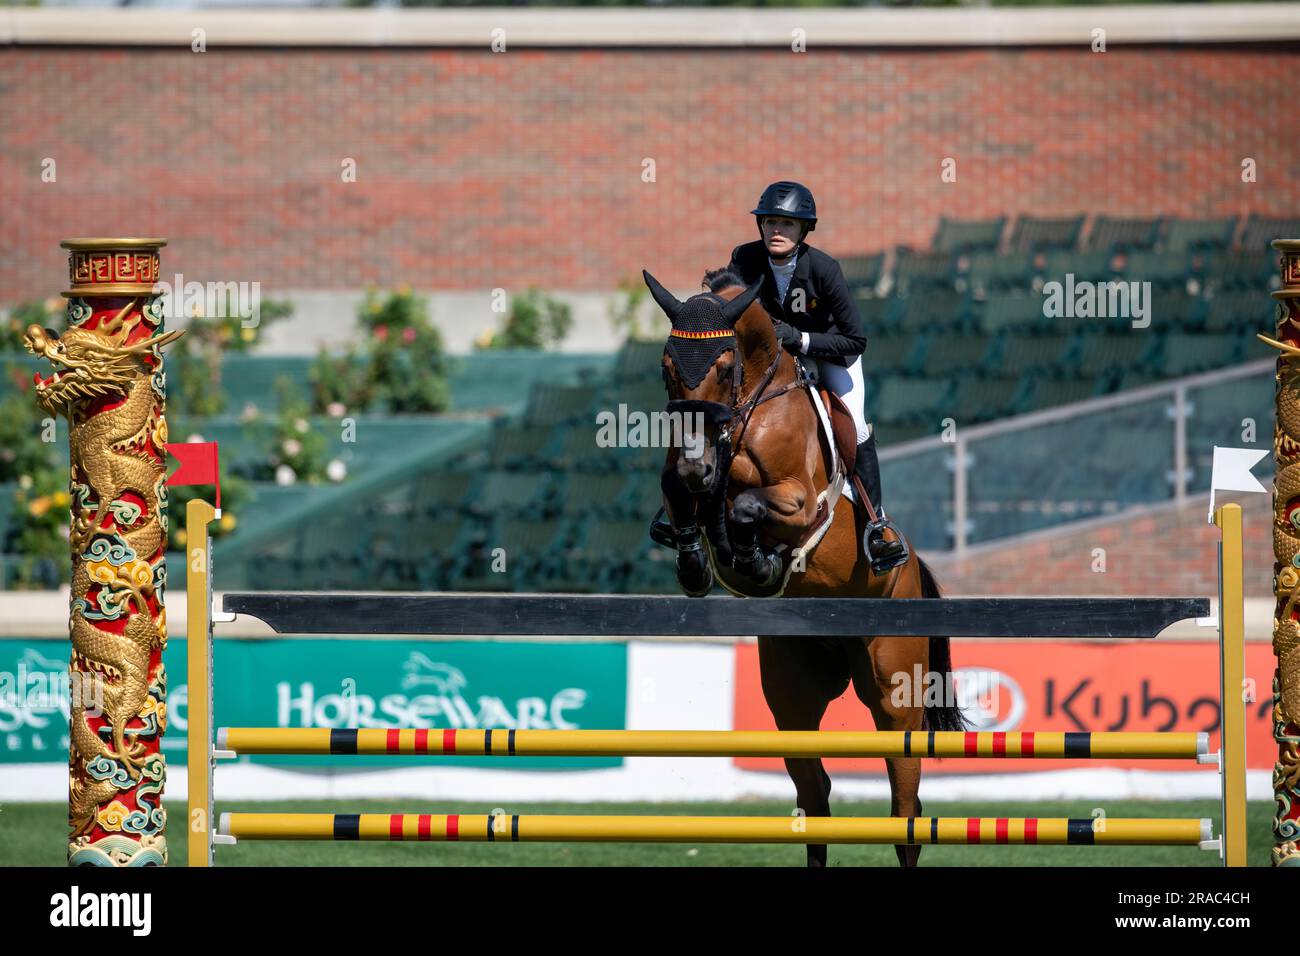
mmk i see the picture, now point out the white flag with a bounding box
[1208,445,1268,521]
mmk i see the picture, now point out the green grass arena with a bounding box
[2,798,1275,867]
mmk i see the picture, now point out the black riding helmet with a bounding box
[751,181,817,242]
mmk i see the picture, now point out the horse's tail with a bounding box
[917,557,968,732]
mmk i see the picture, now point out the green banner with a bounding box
[0,637,627,770]
[0,640,68,764]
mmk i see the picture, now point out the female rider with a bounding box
[727,181,905,573]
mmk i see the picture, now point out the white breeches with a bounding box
[815,357,871,443]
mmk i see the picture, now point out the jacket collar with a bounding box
[764,241,812,291]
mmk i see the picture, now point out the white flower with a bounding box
[327,402,346,418]
[283,439,302,457]
[275,465,297,486]
[327,459,347,482]
[294,418,309,434]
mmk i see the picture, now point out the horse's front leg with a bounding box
[729,478,812,587]
[661,465,713,597]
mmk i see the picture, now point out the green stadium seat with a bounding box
[410,512,489,589]
[1075,333,1159,378]
[1163,217,1236,252]
[613,339,668,382]
[1114,368,1163,392]
[1144,287,1199,329]
[364,506,422,589]
[560,472,635,517]
[525,384,597,427]
[874,377,954,427]
[865,332,925,375]
[467,470,556,516]
[894,287,969,334]
[444,516,571,592]
[1201,289,1272,334]
[855,293,896,334]
[624,472,666,522]
[552,425,614,472]
[974,292,1050,336]
[414,470,477,516]
[541,517,664,593]
[840,253,885,292]
[1025,378,1103,410]
[1194,248,1274,291]
[950,375,1027,421]
[1156,333,1243,377]
[872,422,933,445]
[892,247,956,292]
[609,442,669,474]
[916,334,998,377]
[1039,249,1118,284]
[1007,216,1085,252]
[964,251,1037,293]
[1239,215,1300,256]
[246,529,312,591]
[602,378,668,416]
[989,335,1074,378]
[474,423,555,470]
[932,217,1006,254]
[1085,217,1161,252]
[1121,249,1191,287]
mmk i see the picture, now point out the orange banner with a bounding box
[732,641,1275,774]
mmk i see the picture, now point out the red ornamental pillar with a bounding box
[26,239,182,866]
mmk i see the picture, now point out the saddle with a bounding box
[807,362,880,523]
[819,387,858,477]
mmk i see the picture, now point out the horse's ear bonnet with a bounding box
[642,271,763,389]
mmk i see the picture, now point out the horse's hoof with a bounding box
[741,555,782,589]
[676,550,714,597]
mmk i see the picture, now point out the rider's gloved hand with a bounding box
[772,320,802,353]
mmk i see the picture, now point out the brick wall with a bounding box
[928,494,1274,599]
[2,42,1297,300]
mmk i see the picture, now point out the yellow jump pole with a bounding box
[186,498,217,868]
[1215,503,1248,867]
[219,812,1212,847]
[216,727,1209,761]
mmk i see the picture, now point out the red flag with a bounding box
[166,441,221,511]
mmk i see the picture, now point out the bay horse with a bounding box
[643,266,964,867]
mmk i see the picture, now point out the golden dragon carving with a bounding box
[1258,238,1300,867]
[28,239,181,866]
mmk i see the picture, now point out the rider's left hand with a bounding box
[772,320,802,353]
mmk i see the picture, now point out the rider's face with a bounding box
[761,217,802,258]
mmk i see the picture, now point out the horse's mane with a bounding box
[700,265,776,362]
[702,266,746,294]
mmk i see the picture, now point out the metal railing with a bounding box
[879,359,1274,555]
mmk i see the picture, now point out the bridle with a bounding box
[665,332,809,494]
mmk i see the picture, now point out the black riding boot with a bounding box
[854,433,908,573]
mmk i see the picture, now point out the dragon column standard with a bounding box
[27,239,182,866]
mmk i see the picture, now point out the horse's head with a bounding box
[642,268,764,493]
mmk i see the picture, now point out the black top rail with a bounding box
[220,593,1210,639]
